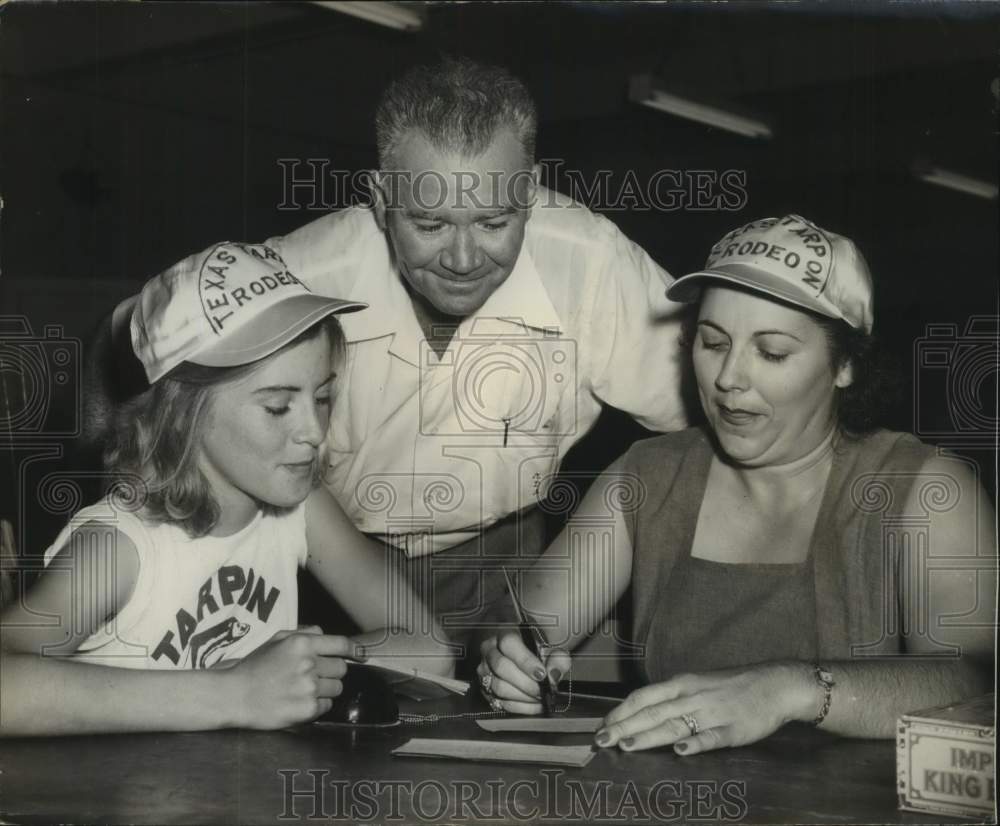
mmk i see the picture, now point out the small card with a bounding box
[476,717,603,733]
[357,658,470,697]
[392,738,596,767]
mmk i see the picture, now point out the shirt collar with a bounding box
[339,227,563,367]
[334,230,410,344]
[470,241,562,335]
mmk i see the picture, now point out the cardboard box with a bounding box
[898,693,996,821]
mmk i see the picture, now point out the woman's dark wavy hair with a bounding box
[812,314,899,435]
[680,293,899,435]
[104,316,345,538]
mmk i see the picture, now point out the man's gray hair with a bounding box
[375,56,537,169]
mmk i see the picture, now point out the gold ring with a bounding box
[681,713,700,736]
[480,673,493,693]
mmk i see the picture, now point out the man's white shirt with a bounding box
[267,187,687,555]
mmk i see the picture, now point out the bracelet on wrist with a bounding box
[811,663,835,726]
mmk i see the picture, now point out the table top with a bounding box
[0,692,951,825]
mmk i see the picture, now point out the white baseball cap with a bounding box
[130,241,367,383]
[667,215,874,334]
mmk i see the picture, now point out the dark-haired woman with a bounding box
[477,215,996,755]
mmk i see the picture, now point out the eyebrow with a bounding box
[697,320,804,343]
[405,206,516,220]
[754,329,804,343]
[253,372,337,394]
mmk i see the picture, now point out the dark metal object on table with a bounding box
[317,665,400,727]
[502,567,555,717]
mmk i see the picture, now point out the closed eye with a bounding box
[696,322,730,353]
[479,219,509,232]
[414,221,445,234]
[698,333,729,352]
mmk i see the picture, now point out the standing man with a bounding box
[267,56,688,658]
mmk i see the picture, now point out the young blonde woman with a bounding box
[1,242,452,736]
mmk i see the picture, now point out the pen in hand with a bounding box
[503,567,555,717]
[518,621,555,717]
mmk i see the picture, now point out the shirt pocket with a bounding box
[446,336,576,441]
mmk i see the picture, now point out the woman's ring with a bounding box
[489,696,504,712]
[681,713,700,736]
[480,673,493,693]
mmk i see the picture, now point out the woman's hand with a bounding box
[228,626,354,730]
[476,631,572,715]
[596,661,815,755]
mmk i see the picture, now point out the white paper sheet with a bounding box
[392,738,597,767]
[358,658,470,696]
[476,717,604,733]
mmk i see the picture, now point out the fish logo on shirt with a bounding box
[151,564,280,666]
[188,617,251,669]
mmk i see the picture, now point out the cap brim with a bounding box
[192,294,367,368]
[112,295,139,342]
[666,263,843,323]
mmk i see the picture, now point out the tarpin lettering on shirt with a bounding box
[151,564,280,667]
[198,245,303,333]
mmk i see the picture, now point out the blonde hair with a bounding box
[104,317,344,537]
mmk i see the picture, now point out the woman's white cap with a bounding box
[667,215,874,334]
[130,241,366,383]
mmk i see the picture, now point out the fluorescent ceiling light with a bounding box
[916,167,998,201]
[311,1,423,31]
[629,75,772,140]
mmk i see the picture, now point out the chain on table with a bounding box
[399,674,573,725]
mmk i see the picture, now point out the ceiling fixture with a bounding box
[311,1,423,31]
[629,75,773,140]
[914,166,998,201]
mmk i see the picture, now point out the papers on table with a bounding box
[476,717,603,733]
[393,738,596,767]
[358,657,470,697]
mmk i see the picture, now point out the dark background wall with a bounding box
[1,1,997,559]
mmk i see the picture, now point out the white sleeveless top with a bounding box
[43,500,308,670]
